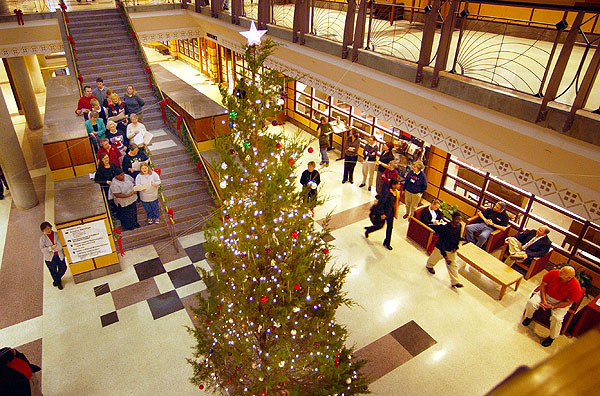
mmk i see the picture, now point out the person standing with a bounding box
[0,347,42,396]
[96,138,122,167]
[92,77,109,108]
[123,85,145,121]
[522,266,582,347]
[376,141,395,195]
[122,143,148,180]
[403,160,427,219]
[110,171,140,231]
[74,85,97,120]
[39,221,67,290]
[364,179,400,250]
[426,212,464,288]
[316,116,332,167]
[94,152,121,214]
[84,110,106,151]
[300,161,321,203]
[126,114,149,149]
[342,129,360,184]
[359,136,378,191]
[135,164,161,224]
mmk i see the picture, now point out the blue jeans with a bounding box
[465,222,494,248]
[45,255,67,285]
[142,199,160,220]
[320,147,329,164]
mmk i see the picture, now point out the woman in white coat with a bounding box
[39,221,67,289]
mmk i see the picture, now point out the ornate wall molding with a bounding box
[219,38,599,222]
[137,28,202,44]
[0,41,63,57]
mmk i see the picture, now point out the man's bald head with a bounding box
[536,226,550,236]
[558,266,576,282]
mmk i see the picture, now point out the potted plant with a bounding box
[439,202,459,220]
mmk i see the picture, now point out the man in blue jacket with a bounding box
[403,160,427,219]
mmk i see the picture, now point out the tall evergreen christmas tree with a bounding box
[189,28,368,396]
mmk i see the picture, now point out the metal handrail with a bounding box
[57,6,82,95]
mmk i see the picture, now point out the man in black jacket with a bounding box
[505,226,551,266]
[426,212,464,288]
[365,179,400,250]
[419,199,446,233]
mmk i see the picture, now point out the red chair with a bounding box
[500,244,553,280]
[465,215,511,253]
[407,206,436,253]
[529,286,586,336]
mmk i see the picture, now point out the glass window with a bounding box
[314,88,328,102]
[351,117,372,135]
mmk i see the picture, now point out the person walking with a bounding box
[426,212,464,288]
[300,160,321,205]
[342,129,360,184]
[376,141,395,196]
[359,136,378,191]
[403,160,427,219]
[316,116,332,167]
[135,164,161,224]
[39,221,67,290]
[364,179,400,250]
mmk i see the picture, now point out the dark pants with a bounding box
[366,216,394,246]
[119,202,138,230]
[100,185,118,217]
[45,255,67,285]
[343,155,358,183]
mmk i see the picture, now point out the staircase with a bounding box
[68,8,214,251]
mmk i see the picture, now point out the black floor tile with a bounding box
[147,290,184,320]
[134,257,165,282]
[168,265,202,289]
[322,233,335,242]
[100,311,119,327]
[94,283,110,297]
[184,243,207,263]
[390,320,437,357]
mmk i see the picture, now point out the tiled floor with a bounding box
[0,54,584,396]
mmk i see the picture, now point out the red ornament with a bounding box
[294,283,300,291]
[262,391,267,396]
[206,320,211,325]
[260,295,268,303]
[291,231,298,239]
[271,120,278,126]
[335,351,340,367]
[265,247,271,254]
[229,148,236,155]
[197,160,203,171]
[287,158,295,165]
[308,147,314,153]
[199,385,204,390]
[217,305,222,310]
[276,143,281,149]
[154,168,161,176]
[322,248,329,255]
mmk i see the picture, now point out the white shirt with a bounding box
[126,122,148,145]
[428,208,438,223]
[135,172,161,202]
[109,175,137,207]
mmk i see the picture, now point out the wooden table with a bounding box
[457,242,524,300]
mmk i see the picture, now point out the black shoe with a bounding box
[368,186,372,191]
[342,180,347,184]
[349,180,353,184]
[57,281,64,290]
[53,281,58,287]
[403,214,409,219]
[427,267,435,275]
[522,317,532,326]
[364,228,369,238]
[541,337,554,347]
[452,283,464,288]
[383,244,392,250]
[0,195,3,200]
[359,184,366,188]
[134,223,141,228]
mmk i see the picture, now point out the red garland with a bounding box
[167,208,174,224]
[176,114,183,130]
[197,160,203,171]
[153,168,161,176]
[67,35,74,45]
[159,99,167,124]
[112,228,124,256]
[144,66,152,88]
[335,351,340,367]
[77,73,83,84]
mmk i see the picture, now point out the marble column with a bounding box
[0,88,39,209]
[25,55,46,93]
[6,56,43,130]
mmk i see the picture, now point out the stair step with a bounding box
[75,46,137,59]
[77,62,145,77]
[69,24,127,36]
[69,9,121,17]
[166,184,212,202]
[174,217,214,237]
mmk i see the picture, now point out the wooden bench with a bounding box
[457,242,523,300]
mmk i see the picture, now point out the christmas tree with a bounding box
[189,28,368,396]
